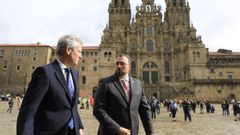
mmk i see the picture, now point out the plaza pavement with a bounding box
[0,101,240,135]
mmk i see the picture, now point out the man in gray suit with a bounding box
[93,54,154,135]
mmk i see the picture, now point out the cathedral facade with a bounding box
[97,0,240,101]
[1,0,240,102]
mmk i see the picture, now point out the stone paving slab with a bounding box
[1,101,240,135]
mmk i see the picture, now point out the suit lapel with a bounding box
[52,60,72,103]
[129,77,136,108]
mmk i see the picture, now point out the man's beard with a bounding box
[114,68,125,77]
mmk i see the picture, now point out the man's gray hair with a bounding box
[56,35,83,56]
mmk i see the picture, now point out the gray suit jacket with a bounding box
[93,75,154,135]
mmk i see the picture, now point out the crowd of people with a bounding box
[148,97,240,122]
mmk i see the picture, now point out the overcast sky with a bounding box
[0,0,239,52]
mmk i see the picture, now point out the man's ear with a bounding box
[66,47,72,55]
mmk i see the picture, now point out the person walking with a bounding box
[182,99,192,122]
[93,54,154,135]
[17,35,84,135]
[7,97,14,113]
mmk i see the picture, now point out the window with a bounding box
[82,76,86,84]
[27,50,30,56]
[108,52,112,57]
[33,57,36,61]
[142,62,159,84]
[3,60,8,69]
[146,39,153,52]
[219,72,223,76]
[180,0,184,6]
[197,52,200,57]
[17,65,21,71]
[210,68,215,73]
[82,52,85,56]
[93,66,97,71]
[21,50,24,56]
[130,43,136,52]
[143,71,150,83]
[32,66,35,70]
[82,59,85,63]
[24,50,28,56]
[94,60,97,63]
[228,75,233,81]
[82,66,85,71]
[146,27,154,35]
[163,42,169,52]
[173,0,176,6]
[104,52,108,57]
[131,62,136,74]
[165,61,170,74]
[0,50,4,58]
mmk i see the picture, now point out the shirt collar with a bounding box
[119,76,129,82]
[56,58,68,70]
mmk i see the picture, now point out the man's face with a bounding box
[67,43,82,67]
[115,56,131,77]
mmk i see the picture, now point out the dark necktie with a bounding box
[64,68,74,129]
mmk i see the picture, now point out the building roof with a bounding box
[0,43,52,47]
[208,52,240,56]
[82,45,99,50]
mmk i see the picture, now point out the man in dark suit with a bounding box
[93,54,154,135]
[17,35,84,135]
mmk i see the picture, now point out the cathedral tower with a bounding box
[98,0,131,78]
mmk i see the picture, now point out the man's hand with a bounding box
[117,127,131,135]
[79,129,84,135]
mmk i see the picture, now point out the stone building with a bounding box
[0,44,54,95]
[1,0,240,101]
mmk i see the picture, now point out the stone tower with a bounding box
[98,0,131,78]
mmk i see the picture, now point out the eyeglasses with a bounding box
[115,62,129,66]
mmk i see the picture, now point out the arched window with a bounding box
[104,52,108,57]
[145,26,154,35]
[131,62,136,74]
[165,61,170,74]
[172,0,177,6]
[193,51,196,56]
[122,0,125,6]
[180,0,184,6]
[197,51,200,57]
[163,42,169,52]
[108,52,112,57]
[142,62,158,84]
[146,39,153,52]
[131,43,136,52]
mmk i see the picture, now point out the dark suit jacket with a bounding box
[93,75,154,135]
[17,60,83,135]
